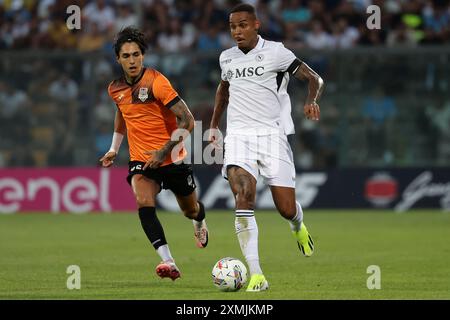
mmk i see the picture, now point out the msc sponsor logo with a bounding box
[223,66,265,81]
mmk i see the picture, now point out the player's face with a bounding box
[117,42,144,78]
[229,12,260,50]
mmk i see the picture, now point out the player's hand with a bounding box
[99,151,117,168]
[207,128,223,150]
[304,102,320,121]
[143,150,166,170]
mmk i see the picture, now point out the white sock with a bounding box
[235,210,263,276]
[289,201,304,232]
[156,244,174,263]
[193,219,203,228]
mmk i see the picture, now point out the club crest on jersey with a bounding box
[255,54,264,62]
[223,69,234,81]
[138,87,148,102]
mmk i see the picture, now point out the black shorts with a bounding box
[127,161,196,197]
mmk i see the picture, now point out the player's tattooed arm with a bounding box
[143,99,194,169]
[294,62,324,121]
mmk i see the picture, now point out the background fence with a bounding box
[1,47,450,169]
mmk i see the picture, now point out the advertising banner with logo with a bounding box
[190,167,450,212]
[1,167,449,213]
[0,168,135,214]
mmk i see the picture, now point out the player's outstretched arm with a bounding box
[209,80,229,143]
[143,99,194,170]
[294,63,324,121]
[100,110,126,167]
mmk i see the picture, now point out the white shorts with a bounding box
[222,134,296,188]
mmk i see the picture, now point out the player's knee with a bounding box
[235,188,255,208]
[182,206,197,219]
[135,195,154,208]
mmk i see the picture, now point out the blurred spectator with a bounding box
[281,0,311,26]
[284,19,305,49]
[425,97,450,165]
[330,16,360,48]
[294,139,314,169]
[48,74,79,101]
[197,24,223,51]
[157,18,194,76]
[45,19,77,49]
[422,0,450,44]
[357,24,386,46]
[37,0,55,19]
[47,73,79,139]
[316,105,339,167]
[361,86,397,163]
[94,91,115,124]
[47,122,74,166]
[387,21,418,47]
[217,21,235,49]
[83,0,115,34]
[0,18,14,48]
[0,81,30,122]
[95,121,113,158]
[157,18,195,52]
[305,20,334,49]
[77,22,107,52]
[297,117,321,167]
[0,81,31,151]
[113,3,138,33]
[256,0,284,41]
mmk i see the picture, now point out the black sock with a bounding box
[138,207,167,250]
[194,201,206,222]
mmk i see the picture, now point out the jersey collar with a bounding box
[238,35,265,55]
[254,35,265,50]
[124,67,146,86]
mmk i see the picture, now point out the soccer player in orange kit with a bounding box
[100,27,208,281]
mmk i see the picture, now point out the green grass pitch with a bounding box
[0,210,449,300]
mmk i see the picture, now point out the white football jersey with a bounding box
[219,35,301,135]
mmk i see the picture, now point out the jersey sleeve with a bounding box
[276,43,302,74]
[152,72,180,108]
[107,80,123,108]
[219,52,228,82]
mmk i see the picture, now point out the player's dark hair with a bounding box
[114,26,148,57]
[229,3,257,17]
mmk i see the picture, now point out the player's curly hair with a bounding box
[229,3,256,16]
[114,26,148,57]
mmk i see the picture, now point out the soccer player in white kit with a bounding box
[209,3,324,292]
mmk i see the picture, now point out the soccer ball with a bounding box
[211,257,248,292]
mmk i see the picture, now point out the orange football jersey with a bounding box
[108,68,187,166]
